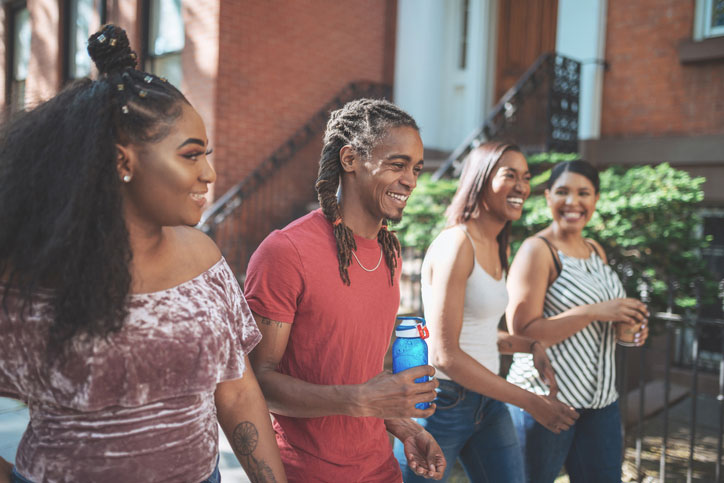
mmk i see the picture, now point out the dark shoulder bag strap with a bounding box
[537,236,562,277]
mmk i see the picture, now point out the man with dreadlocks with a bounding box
[245,98,446,482]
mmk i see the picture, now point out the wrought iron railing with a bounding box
[618,279,724,482]
[432,52,580,180]
[198,81,392,279]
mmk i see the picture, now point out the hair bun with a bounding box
[87,24,137,75]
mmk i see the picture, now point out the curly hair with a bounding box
[0,24,189,351]
[315,98,419,286]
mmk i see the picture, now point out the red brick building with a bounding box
[583,0,724,206]
[0,0,396,200]
[2,0,722,261]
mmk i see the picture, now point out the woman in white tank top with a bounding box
[394,142,578,482]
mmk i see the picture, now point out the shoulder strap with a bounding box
[458,225,477,258]
[537,236,562,276]
[585,239,604,259]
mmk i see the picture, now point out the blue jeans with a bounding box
[394,378,525,483]
[507,400,622,483]
[11,454,221,483]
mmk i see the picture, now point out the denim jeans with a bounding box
[11,454,221,483]
[507,400,622,483]
[394,378,525,483]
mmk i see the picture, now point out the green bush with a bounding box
[392,173,458,252]
[394,163,713,314]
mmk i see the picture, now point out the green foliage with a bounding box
[392,173,458,251]
[516,163,713,313]
[395,162,714,314]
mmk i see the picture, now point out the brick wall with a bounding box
[601,0,724,138]
[213,0,396,196]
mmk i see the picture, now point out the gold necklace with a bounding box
[351,248,383,272]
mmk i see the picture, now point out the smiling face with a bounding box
[481,150,531,222]
[354,125,424,223]
[545,171,600,233]
[120,103,216,227]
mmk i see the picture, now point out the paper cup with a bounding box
[616,321,643,347]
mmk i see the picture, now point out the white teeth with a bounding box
[507,197,523,204]
[190,193,205,201]
[387,192,408,201]
[563,212,582,220]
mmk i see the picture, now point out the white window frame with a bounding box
[694,0,724,40]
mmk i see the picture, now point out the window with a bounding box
[8,5,31,112]
[65,0,95,80]
[694,0,724,40]
[146,0,184,87]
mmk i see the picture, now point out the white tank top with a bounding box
[422,225,507,380]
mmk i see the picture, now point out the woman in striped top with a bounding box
[505,160,649,483]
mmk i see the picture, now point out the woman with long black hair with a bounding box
[0,24,285,483]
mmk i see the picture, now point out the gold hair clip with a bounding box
[139,90,148,98]
[109,38,117,47]
[117,84,124,91]
[130,52,137,60]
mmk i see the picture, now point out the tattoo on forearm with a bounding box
[232,422,277,483]
[259,317,283,329]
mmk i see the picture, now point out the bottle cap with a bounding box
[395,316,428,339]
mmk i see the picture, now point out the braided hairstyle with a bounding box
[315,98,419,286]
[0,24,189,352]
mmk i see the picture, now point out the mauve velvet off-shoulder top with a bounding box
[0,258,261,483]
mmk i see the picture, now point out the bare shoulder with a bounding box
[171,226,223,271]
[424,226,474,279]
[426,227,472,265]
[510,236,556,277]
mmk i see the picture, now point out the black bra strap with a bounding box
[585,239,603,260]
[537,236,562,276]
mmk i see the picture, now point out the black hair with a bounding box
[0,24,189,351]
[315,98,419,286]
[547,160,600,193]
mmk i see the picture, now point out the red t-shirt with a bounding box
[245,209,402,482]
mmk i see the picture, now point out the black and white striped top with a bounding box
[507,247,625,409]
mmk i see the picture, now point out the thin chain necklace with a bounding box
[351,248,383,272]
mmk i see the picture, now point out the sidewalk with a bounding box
[0,397,251,482]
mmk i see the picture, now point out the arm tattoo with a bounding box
[232,421,277,483]
[259,317,283,329]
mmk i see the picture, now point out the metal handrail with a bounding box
[199,81,391,235]
[197,81,392,278]
[432,52,580,180]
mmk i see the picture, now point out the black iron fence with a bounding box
[618,281,724,482]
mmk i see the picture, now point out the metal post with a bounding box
[717,279,724,483]
[717,330,724,483]
[636,344,646,478]
[660,320,673,481]
[661,278,676,482]
[687,281,703,483]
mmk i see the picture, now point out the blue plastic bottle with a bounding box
[392,316,431,410]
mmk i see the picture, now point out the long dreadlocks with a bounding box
[315,98,419,286]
